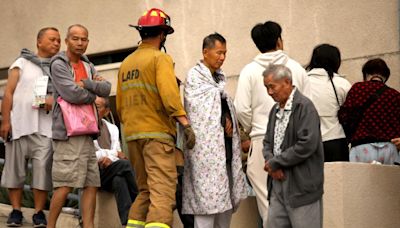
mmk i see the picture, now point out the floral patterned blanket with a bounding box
[182,61,247,214]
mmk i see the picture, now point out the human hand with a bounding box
[241,139,251,153]
[264,161,271,173]
[270,169,285,180]
[76,81,84,88]
[391,138,400,150]
[184,124,196,149]
[44,95,54,111]
[93,75,105,81]
[225,117,233,137]
[98,157,113,169]
[117,151,128,160]
[0,121,11,141]
[264,161,285,180]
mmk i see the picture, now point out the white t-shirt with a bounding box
[308,68,352,142]
[94,119,122,162]
[9,58,52,140]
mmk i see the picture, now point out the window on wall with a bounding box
[0,68,8,80]
[87,47,137,66]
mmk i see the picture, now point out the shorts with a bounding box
[52,135,100,188]
[1,133,53,191]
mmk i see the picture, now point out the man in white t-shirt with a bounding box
[0,27,61,227]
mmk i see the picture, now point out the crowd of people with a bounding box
[0,7,399,228]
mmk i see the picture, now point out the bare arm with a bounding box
[391,138,400,151]
[0,68,19,139]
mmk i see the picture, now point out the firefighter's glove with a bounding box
[184,124,196,149]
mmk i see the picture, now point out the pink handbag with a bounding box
[57,97,99,136]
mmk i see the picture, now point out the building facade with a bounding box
[0,0,398,96]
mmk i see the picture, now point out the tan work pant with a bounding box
[127,138,177,227]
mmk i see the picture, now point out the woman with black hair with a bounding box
[339,58,400,164]
[306,44,352,162]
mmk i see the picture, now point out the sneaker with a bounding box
[6,209,23,227]
[32,211,47,228]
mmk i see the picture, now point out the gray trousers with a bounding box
[267,179,322,228]
[194,209,233,228]
[1,134,52,191]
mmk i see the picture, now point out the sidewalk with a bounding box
[0,203,79,228]
[0,197,259,228]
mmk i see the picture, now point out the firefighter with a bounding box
[117,8,195,228]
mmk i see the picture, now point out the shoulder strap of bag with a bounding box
[360,84,388,111]
[329,77,341,106]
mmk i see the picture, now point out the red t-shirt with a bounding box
[72,60,88,82]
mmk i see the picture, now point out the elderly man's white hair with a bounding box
[262,64,292,82]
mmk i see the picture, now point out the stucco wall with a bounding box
[91,163,400,228]
[0,0,398,91]
[323,162,400,228]
[1,162,398,227]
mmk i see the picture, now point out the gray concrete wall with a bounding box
[324,162,400,228]
[0,0,398,91]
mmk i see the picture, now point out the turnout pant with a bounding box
[127,138,177,228]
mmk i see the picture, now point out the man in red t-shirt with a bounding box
[47,24,111,228]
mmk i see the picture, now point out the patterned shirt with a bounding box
[338,81,400,146]
[273,88,296,156]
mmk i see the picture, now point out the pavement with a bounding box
[0,197,259,228]
[0,203,79,228]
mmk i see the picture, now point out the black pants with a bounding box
[100,159,138,225]
[176,166,195,228]
[323,138,349,162]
